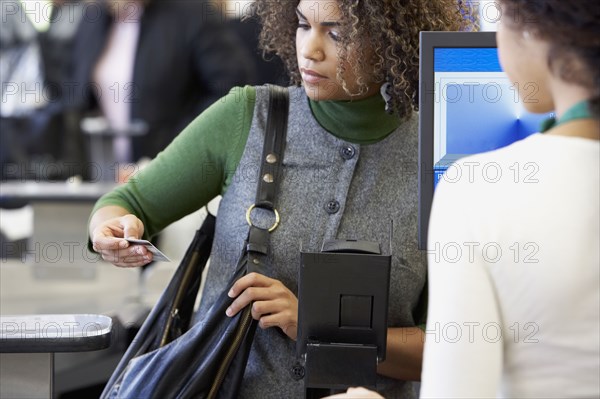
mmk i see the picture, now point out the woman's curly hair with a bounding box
[498,0,600,118]
[253,0,475,119]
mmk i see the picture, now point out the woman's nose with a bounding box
[300,34,325,62]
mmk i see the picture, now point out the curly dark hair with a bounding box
[499,0,600,117]
[253,0,475,119]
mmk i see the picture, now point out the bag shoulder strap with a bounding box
[246,85,289,258]
[205,87,290,397]
[255,85,289,210]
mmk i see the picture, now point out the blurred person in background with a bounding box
[1,0,86,181]
[66,0,254,181]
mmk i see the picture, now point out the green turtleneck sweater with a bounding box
[93,85,401,239]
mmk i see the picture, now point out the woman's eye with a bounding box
[329,31,340,42]
[297,22,310,30]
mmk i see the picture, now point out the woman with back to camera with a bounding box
[422,1,599,397]
[330,0,600,398]
[88,0,472,397]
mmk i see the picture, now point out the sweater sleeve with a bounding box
[420,173,503,398]
[90,86,256,240]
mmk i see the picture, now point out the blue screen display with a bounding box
[432,48,552,187]
[434,48,502,72]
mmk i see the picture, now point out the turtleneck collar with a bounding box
[308,92,401,144]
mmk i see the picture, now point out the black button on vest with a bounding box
[325,200,340,214]
[340,145,356,160]
[290,362,305,380]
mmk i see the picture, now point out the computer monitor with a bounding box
[418,31,553,249]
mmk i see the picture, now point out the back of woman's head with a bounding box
[499,0,600,117]
[254,0,475,119]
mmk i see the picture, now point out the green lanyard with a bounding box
[539,100,595,133]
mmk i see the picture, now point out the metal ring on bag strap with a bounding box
[245,204,280,232]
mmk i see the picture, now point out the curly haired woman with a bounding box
[89,0,472,397]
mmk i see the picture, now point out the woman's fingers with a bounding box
[323,387,384,399]
[92,235,128,251]
[228,272,270,298]
[227,273,288,314]
[256,307,298,340]
[121,214,144,239]
[225,273,298,339]
[98,246,153,267]
[226,285,269,317]
[90,214,149,267]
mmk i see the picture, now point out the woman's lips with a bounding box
[301,68,327,84]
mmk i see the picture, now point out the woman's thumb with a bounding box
[122,217,143,239]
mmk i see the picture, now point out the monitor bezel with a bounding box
[418,31,497,250]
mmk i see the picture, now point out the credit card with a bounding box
[125,238,171,262]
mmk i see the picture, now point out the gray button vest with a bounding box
[198,86,426,398]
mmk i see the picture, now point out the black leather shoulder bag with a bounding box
[101,85,289,399]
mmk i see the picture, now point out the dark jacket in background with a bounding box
[68,0,254,161]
